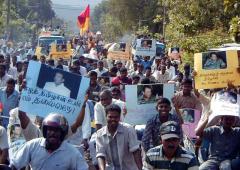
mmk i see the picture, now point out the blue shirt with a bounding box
[136,56,155,70]
[142,113,181,152]
[0,88,19,128]
[203,125,240,161]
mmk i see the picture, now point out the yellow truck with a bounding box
[35,31,72,60]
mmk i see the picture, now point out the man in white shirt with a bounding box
[153,64,170,84]
[43,72,71,98]
[5,59,18,80]
[72,60,87,76]
[94,60,108,77]
[165,59,176,80]
[10,113,88,170]
[0,64,12,87]
[56,58,69,72]
[94,89,126,130]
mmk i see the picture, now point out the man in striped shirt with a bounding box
[143,121,199,170]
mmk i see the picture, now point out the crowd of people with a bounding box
[0,32,239,170]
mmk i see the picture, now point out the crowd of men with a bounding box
[0,32,240,170]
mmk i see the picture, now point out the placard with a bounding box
[194,50,240,89]
[19,61,90,124]
[124,83,174,125]
[8,124,26,159]
[180,108,201,139]
[207,91,240,127]
[107,43,131,61]
[132,39,156,57]
[168,47,181,60]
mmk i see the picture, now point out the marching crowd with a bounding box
[0,33,240,170]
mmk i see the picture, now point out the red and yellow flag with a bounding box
[77,5,90,36]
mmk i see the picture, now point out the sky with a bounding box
[51,0,102,33]
[51,0,102,7]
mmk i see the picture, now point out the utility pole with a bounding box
[162,3,166,39]
[6,0,11,39]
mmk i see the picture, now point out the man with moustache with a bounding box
[10,113,88,170]
[96,104,142,170]
[143,121,199,170]
[94,90,125,131]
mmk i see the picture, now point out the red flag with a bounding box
[77,5,90,35]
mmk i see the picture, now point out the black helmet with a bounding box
[42,113,69,141]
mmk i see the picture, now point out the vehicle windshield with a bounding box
[38,37,65,47]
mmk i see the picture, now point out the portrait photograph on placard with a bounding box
[19,61,90,124]
[137,84,163,105]
[202,51,227,70]
[194,50,240,89]
[125,83,174,125]
[181,109,195,123]
[37,64,82,100]
[180,109,201,139]
[141,39,152,48]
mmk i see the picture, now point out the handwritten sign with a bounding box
[19,61,90,124]
[194,50,240,89]
[107,43,131,61]
[124,83,174,125]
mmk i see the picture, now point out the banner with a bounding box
[207,91,240,126]
[180,109,201,139]
[19,61,90,124]
[194,50,240,89]
[107,43,131,61]
[124,83,174,125]
[132,39,156,57]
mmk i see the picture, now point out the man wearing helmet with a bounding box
[10,113,88,170]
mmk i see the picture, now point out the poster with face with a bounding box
[207,91,240,127]
[132,39,156,57]
[124,83,174,125]
[168,47,181,60]
[194,50,240,89]
[180,108,201,139]
[19,61,90,124]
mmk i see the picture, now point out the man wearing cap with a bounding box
[143,121,199,170]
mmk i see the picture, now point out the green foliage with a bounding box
[229,16,240,42]
[92,0,239,60]
[0,0,56,42]
[100,14,124,42]
[167,29,232,67]
[92,0,163,42]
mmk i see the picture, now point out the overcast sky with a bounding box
[51,0,102,7]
